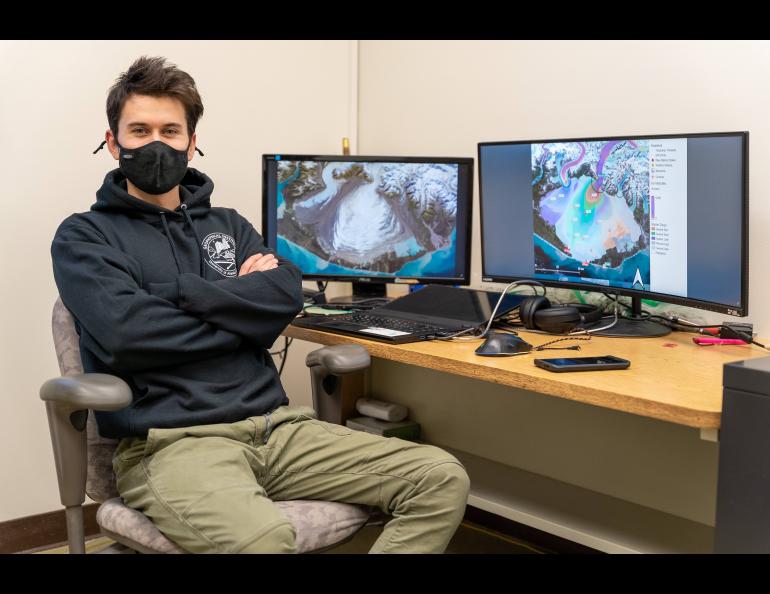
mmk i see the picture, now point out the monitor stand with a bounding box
[328,281,392,306]
[583,295,671,338]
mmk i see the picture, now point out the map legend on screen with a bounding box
[649,139,687,296]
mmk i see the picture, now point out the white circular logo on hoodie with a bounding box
[202,233,237,277]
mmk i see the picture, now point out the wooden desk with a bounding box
[286,324,770,429]
[286,323,770,553]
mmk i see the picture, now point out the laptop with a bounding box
[292,284,525,344]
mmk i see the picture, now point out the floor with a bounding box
[324,521,546,554]
[30,520,547,554]
[30,536,118,554]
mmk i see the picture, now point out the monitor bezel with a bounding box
[261,153,474,287]
[477,131,749,317]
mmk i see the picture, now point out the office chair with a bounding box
[40,297,376,554]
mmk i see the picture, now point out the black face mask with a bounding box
[115,140,190,195]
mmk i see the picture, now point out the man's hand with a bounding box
[239,253,279,276]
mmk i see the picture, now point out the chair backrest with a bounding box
[52,297,120,502]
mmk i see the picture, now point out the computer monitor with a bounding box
[262,154,474,301]
[478,132,748,337]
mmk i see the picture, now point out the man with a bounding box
[51,56,469,554]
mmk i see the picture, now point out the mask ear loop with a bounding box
[185,136,204,156]
[93,140,203,156]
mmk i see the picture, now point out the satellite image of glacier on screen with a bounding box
[275,160,459,277]
[531,140,651,290]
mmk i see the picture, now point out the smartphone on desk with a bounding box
[534,355,630,372]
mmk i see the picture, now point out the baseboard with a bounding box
[464,505,600,554]
[0,504,101,554]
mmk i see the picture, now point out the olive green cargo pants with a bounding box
[113,405,470,553]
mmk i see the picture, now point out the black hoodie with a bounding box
[51,168,305,438]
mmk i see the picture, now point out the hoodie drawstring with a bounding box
[159,212,183,275]
[181,204,205,277]
[159,205,206,277]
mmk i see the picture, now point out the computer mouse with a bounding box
[475,332,533,356]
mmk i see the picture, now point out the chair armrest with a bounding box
[305,345,370,424]
[40,373,132,411]
[305,344,370,374]
[39,374,132,512]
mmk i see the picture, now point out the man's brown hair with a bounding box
[106,56,204,136]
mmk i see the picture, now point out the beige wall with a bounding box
[0,40,356,521]
[357,40,770,525]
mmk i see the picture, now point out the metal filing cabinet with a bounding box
[715,356,770,553]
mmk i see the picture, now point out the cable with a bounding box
[561,293,620,336]
[490,290,767,351]
[278,340,291,375]
[532,335,592,351]
[491,321,523,333]
[477,280,547,339]
[327,298,388,308]
[603,293,632,312]
[644,315,705,330]
[434,280,546,342]
[316,302,379,310]
[354,297,391,304]
[269,337,290,355]
[270,337,293,376]
[496,292,620,336]
[603,293,653,320]
[602,295,721,331]
[644,314,769,350]
[434,325,487,341]
[652,316,719,330]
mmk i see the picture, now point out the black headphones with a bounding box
[518,296,603,334]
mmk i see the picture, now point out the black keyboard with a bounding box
[335,313,450,334]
